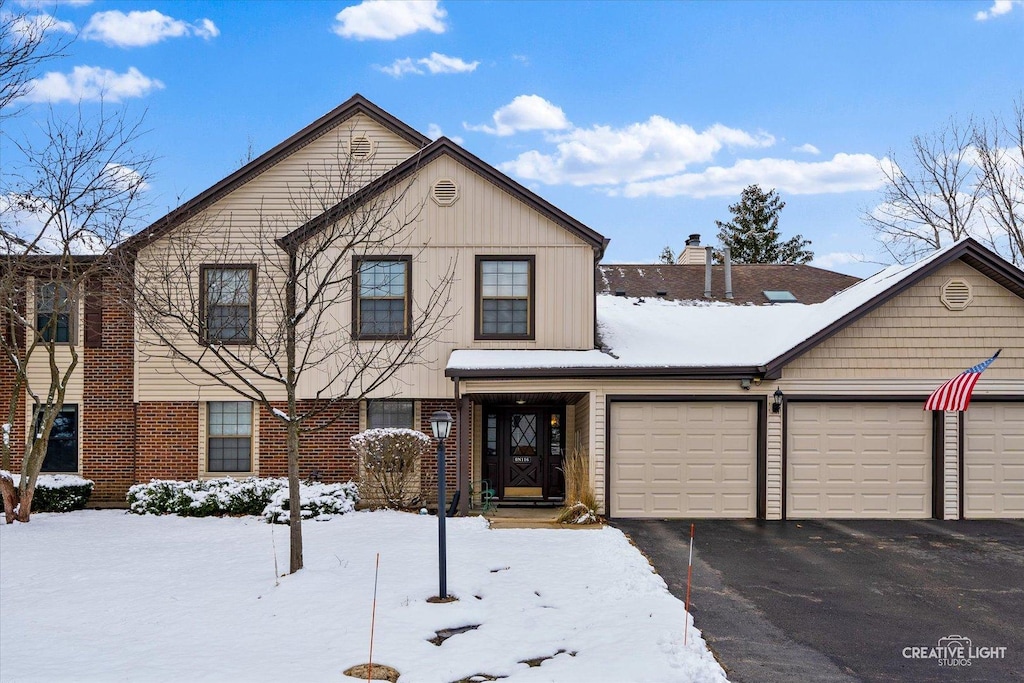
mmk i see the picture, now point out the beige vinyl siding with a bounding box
[295,152,597,401]
[135,115,422,402]
[765,411,783,519]
[783,262,1024,384]
[24,279,84,405]
[943,411,960,519]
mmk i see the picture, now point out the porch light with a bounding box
[430,410,453,440]
[772,388,784,414]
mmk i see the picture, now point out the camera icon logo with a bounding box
[938,635,972,653]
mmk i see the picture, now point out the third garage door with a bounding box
[787,402,932,518]
[609,401,758,518]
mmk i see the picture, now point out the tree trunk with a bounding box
[1,472,16,524]
[287,416,303,573]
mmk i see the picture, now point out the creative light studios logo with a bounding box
[903,635,1007,667]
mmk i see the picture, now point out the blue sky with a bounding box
[5,0,1023,275]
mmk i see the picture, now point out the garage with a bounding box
[609,401,759,518]
[787,402,932,519]
[964,402,1024,519]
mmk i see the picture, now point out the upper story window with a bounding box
[36,282,74,343]
[367,400,415,429]
[202,266,255,344]
[354,256,411,339]
[476,256,534,339]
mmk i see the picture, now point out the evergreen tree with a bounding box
[658,245,675,264]
[714,185,813,264]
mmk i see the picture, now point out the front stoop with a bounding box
[475,506,604,530]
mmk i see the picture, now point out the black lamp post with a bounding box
[430,410,453,599]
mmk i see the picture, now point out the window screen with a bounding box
[367,400,414,429]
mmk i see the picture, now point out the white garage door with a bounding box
[964,402,1024,519]
[787,403,932,518]
[609,401,758,518]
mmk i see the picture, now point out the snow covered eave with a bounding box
[446,364,767,380]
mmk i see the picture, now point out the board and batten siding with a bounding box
[782,261,1024,388]
[294,151,597,401]
[135,114,423,403]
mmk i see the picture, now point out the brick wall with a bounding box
[82,276,136,503]
[136,402,199,481]
[259,400,361,480]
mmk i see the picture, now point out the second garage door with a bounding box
[609,401,758,518]
[964,402,1024,519]
[787,402,932,518]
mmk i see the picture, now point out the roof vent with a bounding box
[655,290,668,297]
[349,136,374,160]
[431,178,459,206]
[614,289,627,297]
[941,278,973,310]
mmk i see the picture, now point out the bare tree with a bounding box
[0,1,71,117]
[1,107,152,522]
[865,100,1024,266]
[864,118,980,263]
[126,142,456,573]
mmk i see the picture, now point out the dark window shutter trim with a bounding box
[84,277,103,348]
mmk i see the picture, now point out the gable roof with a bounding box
[447,238,1024,379]
[279,137,609,257]
[599,263,859,304]
[121,94,431,252]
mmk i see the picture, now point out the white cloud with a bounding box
[83,10,219,48]
[23,65,164,103]
[466,95,571,137]
[975,0,1019,20]
[618,153,886,199]
[332,0,446,40]
[792,143,821,155]
[8,12,76,36]
[499,114,775,185]
[102,163,150,192]
[426,123,463,145]
[378,52,478,77]
[812,251,868,269]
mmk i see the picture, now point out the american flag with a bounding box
[924,350,1001,412]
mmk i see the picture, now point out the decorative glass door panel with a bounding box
[505,412,541,497]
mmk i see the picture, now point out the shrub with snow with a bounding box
[350,428,431,510]
[126,477,358,523]
[2,472,94,512]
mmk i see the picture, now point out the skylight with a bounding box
[763,290,798,303]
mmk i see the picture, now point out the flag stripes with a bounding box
[924,350,1001,412]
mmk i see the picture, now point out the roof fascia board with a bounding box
[445,365,763,380]
[763,239,1024,375]
[280,138,608,255]
[121,94,430,254]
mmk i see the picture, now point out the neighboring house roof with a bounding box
[121,94,432,253]
[280,137,609,257]
[598,263,860,304]
[447,238,1024,379]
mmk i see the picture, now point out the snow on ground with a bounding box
[0,511,727,683]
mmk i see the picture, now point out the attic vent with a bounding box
[431,178,459,206]
[349,136,374,159]
[941,278,973,310]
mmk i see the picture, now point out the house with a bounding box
[5,95,1023,520]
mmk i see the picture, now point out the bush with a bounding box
[557,446,600,524]
[29,474,94,512]
[351,428,431,510]
[126,477,359,523]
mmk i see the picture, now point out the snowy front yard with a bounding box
[0,511,726,683]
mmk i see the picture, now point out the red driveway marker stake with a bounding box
[684,523,695,646]
[368,553,380,682]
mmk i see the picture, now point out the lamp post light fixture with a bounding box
[772,388,784,414]
[430,410,454,599]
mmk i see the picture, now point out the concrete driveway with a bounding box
[614,519,1024,683]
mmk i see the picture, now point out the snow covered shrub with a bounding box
[23,474,94,512]
[261,481,359,523]
[557,446,599,524]
[350,428,431,510]
[127,477,359,523]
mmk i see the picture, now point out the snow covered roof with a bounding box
[447,239,1018,377]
